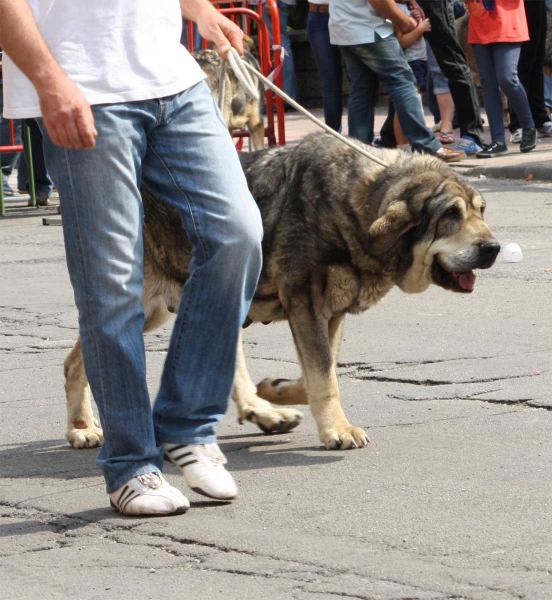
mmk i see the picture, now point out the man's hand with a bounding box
[408,0,426,20]
[37,73,97,149]
[195,5,244,58]
[399,16,418,34]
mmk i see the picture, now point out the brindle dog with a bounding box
[64,134,499,451]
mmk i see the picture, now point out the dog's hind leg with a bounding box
[233,332,304,434]
[257,315,344,407]
[64,299,172,449]
[65,338,103,449]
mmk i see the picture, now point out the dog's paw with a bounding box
[256,377,308,405]
[238,404,304,434]
[66,421,103,449]
[320,426,370,450]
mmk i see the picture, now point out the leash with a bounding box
[224,47,390,169]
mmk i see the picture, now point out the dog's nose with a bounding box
[480,240,500,260]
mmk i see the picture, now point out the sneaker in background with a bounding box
[538,121,552,137]
[2,181,17,196]
[476,141,508,158]
[454,135,482,155]
[28,191,50,207]
[520,128,537,153]
[510,128,523,143]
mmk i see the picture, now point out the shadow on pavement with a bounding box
[0,436,343,481]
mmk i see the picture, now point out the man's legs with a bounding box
[345,35,441,154]
[40,103,163,493]
[419,0,484,146]
[146,82,263,444]
[339,47,378,144]
[307,11,344,132]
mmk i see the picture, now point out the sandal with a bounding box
[438,131,454,144]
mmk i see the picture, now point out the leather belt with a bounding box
[309,3,329,13]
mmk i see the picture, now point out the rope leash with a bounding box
[225,47,390,169]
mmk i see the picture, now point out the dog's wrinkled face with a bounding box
[368,158,499,294]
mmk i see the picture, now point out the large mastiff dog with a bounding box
[64,134,499,451]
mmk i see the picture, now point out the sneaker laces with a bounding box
[201,443,227,466]
[456,137,474,149]
[137,472,163,489]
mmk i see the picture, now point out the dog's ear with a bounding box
[368,201,419,254]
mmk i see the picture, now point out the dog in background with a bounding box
[193,36,265,151]
[63,134,500,452]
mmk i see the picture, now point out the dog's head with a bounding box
[367,156,499,294]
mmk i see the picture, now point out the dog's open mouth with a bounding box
[432,260,477,293]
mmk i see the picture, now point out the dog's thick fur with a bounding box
[193,43,265,150]
[64,134,499,451]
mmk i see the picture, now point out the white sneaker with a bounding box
[510,128,523,143]
[538,121,552,137]
[163,443,238,501]
[109,472,190,516]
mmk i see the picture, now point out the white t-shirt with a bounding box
[2,0,206,119]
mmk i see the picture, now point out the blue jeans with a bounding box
[18,118,54,195]
[472,42,534,144]
[340,35,440,153]
[40,81,263,493]
[263,1,300,101]
[307,11,344,132]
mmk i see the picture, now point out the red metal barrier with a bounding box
[185,0,286,147]
[0,119,23,155]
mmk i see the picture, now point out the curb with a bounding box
[458,163,552,182]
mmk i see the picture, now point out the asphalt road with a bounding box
[1,176,551,600]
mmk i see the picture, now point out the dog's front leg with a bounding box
[64,338,103,449]
[233,332,304,434]
[288,302,369,450]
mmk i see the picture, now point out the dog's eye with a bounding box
[443,206,461,220]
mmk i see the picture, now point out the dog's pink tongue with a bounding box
[455,270,476,291]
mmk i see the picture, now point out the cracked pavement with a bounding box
[1,178,551,600]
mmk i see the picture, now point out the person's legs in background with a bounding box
[492,42,536,153]
[475,41,537,156]
[307,8,344,132]
[19,118,54,205]
[472,43,505,146]
[0,83,21,196]
[508,0,552,140]
[339,46,378,144]
[426,70,441,128]
[426,45,455,145]
[419,0,484,147]
[346,35,441,155]
[264,1,300,102]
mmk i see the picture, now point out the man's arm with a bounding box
[180,0,244,57]
[369,0,418,33]
[0,0,97,149]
